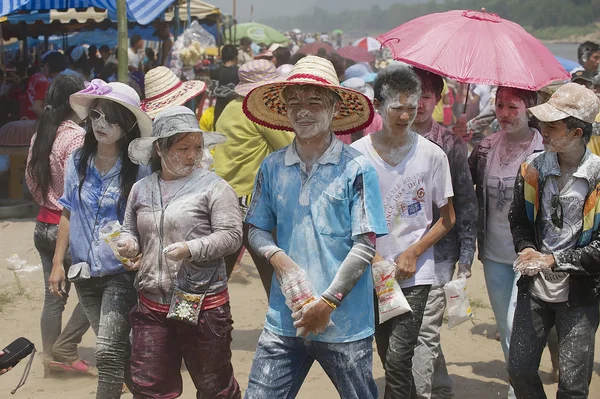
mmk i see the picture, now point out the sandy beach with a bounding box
[1,218,599,398]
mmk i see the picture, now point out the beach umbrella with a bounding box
[298,42,334,55]
[336,46,376,63]
[353,37,380,52]
[224,22,288,45]
[555,56,580,73]
[378,9,569,91]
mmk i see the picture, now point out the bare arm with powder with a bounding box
[396,200,456,280]
[49,210,71,297]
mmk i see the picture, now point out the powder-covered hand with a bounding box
[457,263,472,279]
[292,299,334,337]
[123,254,142,272]
[513,248,555,276]
[163,242,191,261]
[117,237,139,258]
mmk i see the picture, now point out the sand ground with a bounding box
[1,219,599,398]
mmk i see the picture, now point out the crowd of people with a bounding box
[1,29,600,399]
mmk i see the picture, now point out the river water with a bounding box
[544,42,580,61]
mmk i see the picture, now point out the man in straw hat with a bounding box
[212,59,294,295]
[508,83,600,398]
[242,55,387,398]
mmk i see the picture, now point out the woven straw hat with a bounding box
[70,79,153,138]
[141,66,206,119]
[243,56,374,135]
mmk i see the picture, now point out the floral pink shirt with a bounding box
[26,120,86,211]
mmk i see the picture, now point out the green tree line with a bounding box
[264,0,600,36]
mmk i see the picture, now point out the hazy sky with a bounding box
[215,0,427,22]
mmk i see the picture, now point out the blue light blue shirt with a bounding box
[246,136,388,343]
[59,150,148,277]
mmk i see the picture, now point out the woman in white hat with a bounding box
[117,106,242,398]
[48,79,152,398]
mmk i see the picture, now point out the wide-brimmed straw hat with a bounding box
[243,55,374,135]
[234,60,282,97]
[141,66,206,119]
[70,79,153,138]
[128,105,226,165]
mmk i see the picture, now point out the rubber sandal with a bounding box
[47,360,95,375]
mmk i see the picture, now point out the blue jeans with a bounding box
[483,259,518,399]
[245,329,378,399]
[34,221,90,367]
[75,272,137,399]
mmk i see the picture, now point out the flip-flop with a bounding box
[47,360,95,375]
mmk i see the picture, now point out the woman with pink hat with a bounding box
[48,79,152,398]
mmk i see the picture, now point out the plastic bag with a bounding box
[372,260,412,324]
[280,267,334,336]
[99,221,133,266]
[6,254,26,270]
[170,21,216,79]
[443,277,474,328]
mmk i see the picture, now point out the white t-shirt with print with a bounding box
[352,134,454,288]
[530,176,587,303]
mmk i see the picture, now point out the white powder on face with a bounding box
[285,86,337,140]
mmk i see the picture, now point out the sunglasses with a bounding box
[551,194,563,228]
[89,109,118,125]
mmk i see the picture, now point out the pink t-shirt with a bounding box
[26,120,86,220]
[338,113,383,145]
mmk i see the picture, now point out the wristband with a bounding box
[321,296,337,310]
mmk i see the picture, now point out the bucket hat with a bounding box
[234,60,282,97]
[128,105,226,165]
[70,79,153,138]
[243,55,374,135]
[141,66,206,119]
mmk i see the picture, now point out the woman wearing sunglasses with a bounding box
[468,86,543,399]
[48,79,152,398]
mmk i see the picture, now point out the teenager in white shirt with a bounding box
[352,66,456,398]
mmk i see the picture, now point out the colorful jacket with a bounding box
[509,150,600,306]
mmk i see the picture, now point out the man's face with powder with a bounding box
[284,85,340,140]
[374,85,419,136]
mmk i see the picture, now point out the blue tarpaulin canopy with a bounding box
[1,0,174,25]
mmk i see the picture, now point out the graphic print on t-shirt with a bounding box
[383,172,426,228]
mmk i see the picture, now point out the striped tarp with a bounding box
[2,0,173,25]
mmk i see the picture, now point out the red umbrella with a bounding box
[353,37,380,52]
[377,9,569,91]
[297,42,334,56]
[336,46,376,63]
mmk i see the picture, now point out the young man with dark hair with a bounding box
[353,66,456,398]
[508,83,600,398]
[238,37,254,65]
[573,41,600,74]
[411,68,477,398]
[128,34,144,72]
[23,52,65,119]
[210,44,241,127]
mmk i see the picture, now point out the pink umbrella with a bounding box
[377,9,569,91]
[336,46,376,63]
[353,37,380,52]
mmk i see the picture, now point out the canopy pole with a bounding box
[187,0,192,29]
[0,23,4,68]
[117,0,128,83]
[463,83,470,114]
